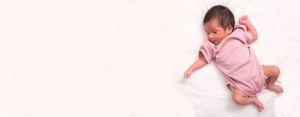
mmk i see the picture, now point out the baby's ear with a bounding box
[226,26,233,34]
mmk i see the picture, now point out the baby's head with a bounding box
[203,5,235,45]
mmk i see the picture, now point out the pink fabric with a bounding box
[199,25,266,97]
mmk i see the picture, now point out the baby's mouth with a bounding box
[209,40,217,44]
[211,40,220,45]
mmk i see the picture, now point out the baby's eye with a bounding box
[213,32,217,34]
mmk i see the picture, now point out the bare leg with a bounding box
[232,88,264,112]
[262,65,284,93]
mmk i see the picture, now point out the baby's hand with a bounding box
[184,70,192,79]
[239,15,250,25]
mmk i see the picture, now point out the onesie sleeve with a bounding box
[235,24,254,44]
[199,41,215,63]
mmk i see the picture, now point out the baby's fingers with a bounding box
[184,72,190,79]
[240,15,248,20]
[184,73,188,78]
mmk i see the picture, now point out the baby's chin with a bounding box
[209,40,220,45]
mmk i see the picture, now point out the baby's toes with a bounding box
[276,85,284,93]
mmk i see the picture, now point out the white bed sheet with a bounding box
[0,0,299,117]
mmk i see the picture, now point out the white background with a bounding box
[0,0,300,117]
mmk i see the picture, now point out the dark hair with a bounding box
[203,5,235,30]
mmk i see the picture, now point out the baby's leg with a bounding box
[232,88,264,112]
[263,65,284,93]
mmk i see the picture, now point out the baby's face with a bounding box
[204,19,232,45]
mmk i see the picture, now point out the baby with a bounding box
[184,5,283,112]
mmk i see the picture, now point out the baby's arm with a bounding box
[184,55,208,79]
[239,15,258,41]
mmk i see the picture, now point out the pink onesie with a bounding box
[199,24,266,97]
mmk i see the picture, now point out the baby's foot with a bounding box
[254,98,264,112]
[267,85,284,93]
